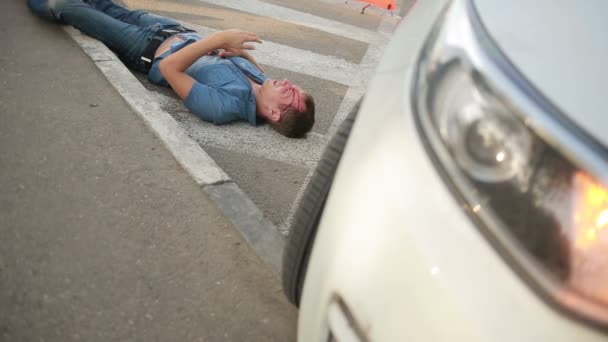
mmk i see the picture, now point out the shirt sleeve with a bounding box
[184,82,232,125]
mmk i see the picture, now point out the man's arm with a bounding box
[219,49,264,72]
[159,30,262,101]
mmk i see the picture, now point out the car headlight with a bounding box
[413,0,608,327]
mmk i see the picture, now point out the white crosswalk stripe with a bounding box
[181,22,375,88]
[198,0,382,43]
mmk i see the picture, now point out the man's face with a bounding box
[260,78,306,115]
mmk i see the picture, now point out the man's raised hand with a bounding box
[218,29,262,51]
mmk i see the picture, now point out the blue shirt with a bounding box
[148,32,268,125]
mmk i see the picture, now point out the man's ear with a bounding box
[268,107,282,123]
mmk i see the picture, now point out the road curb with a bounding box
[64,27,285,276]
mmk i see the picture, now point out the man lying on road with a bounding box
[28,0,316,138]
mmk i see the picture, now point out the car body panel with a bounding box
[298,0,608,340]
[474,0,608,149]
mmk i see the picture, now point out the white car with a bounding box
[282,0,608,341]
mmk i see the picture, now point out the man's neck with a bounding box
[248,77,262,98]
[248,77,263,115]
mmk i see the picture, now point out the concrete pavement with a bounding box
[0,0,296,340]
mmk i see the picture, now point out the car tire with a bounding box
[282,100,361,306]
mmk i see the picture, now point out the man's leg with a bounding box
[85,0,181,29]
[28,0,160,72]
[27,0,63,21]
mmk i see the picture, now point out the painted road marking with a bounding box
[199,0,381,43]
[176,22,376,88]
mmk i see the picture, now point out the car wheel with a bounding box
[282,100,361,306]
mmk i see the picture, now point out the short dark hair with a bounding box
[269,94,315,138]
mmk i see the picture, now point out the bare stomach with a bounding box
[154,35,186,58]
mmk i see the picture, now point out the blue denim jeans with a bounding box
[28,0,183,72]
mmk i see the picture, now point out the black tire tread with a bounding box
[282,100,361,306]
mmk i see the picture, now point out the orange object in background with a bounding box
[359,0,397,10]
